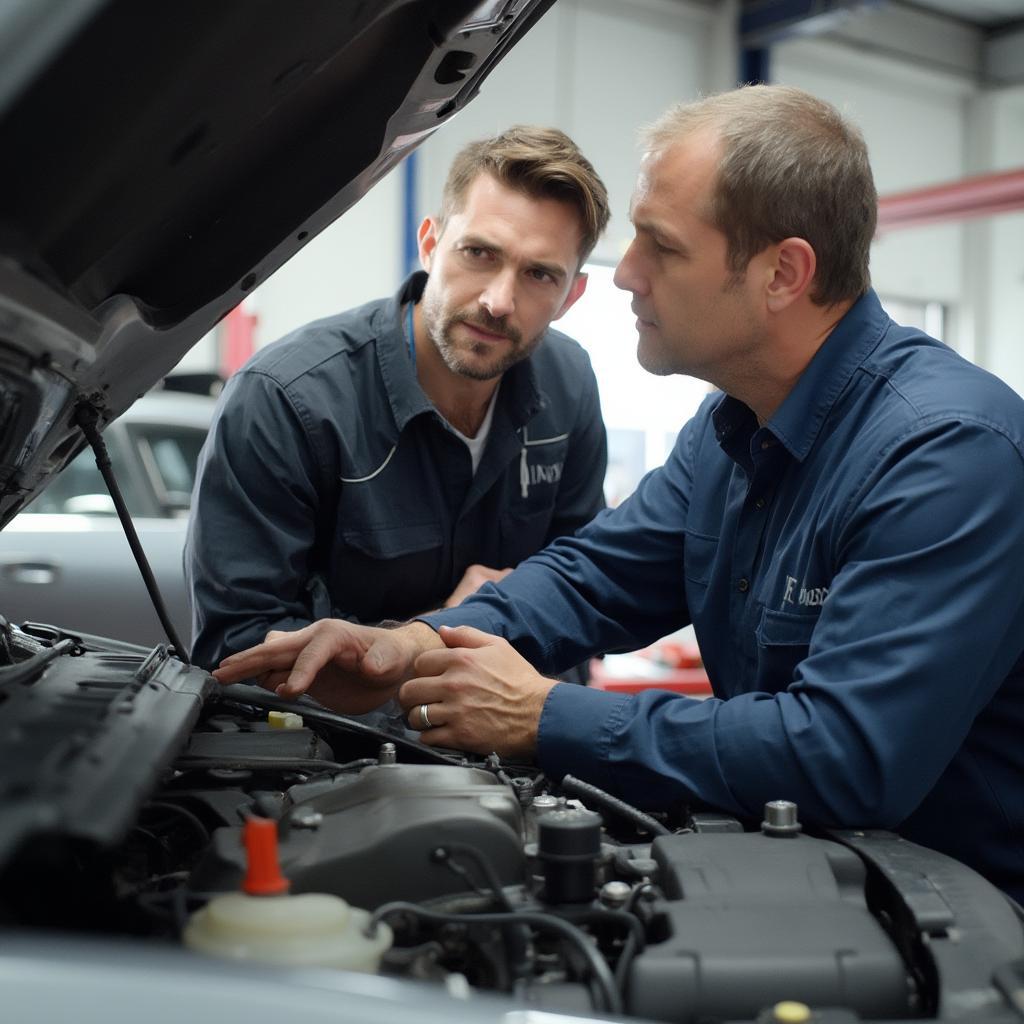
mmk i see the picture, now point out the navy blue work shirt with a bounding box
[423,290,1024,903]
[186,272,607,668]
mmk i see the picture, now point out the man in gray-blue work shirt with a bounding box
[186,126,610,668]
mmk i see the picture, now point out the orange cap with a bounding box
[241,817,290,896]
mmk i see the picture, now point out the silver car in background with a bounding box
[0,389,214,646]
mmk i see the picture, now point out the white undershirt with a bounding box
[448,381,501,474]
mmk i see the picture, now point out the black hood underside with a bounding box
[0,0,553,525]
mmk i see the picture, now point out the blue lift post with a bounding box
[738,0,885,84]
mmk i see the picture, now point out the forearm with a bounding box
[421,489,691,673]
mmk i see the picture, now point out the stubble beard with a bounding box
[421,291,540,382]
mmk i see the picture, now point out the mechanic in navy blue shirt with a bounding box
[214,87,1024,904]
[187,126,610,669]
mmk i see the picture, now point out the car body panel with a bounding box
[0,390,214,644]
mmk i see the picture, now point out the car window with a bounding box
[24,445,146,517]
[130,425,207,512]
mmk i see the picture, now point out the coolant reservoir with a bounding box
[183,817,392,971]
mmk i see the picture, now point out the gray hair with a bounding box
[643,85,877,305]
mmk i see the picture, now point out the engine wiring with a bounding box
[366,901,623,1015]
[431,843,516,912]
[217,686,467,766]
[0,638,75,685]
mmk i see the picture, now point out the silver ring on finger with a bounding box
[419,703,434,730]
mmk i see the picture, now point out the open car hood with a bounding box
[0,0,554,528]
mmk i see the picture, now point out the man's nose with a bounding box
[480,268,516,318]
[613,241,646,295]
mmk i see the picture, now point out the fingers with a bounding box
[398,675,448,711]
[212,628,314,685]
[409,700,449,732]
[262,670,292,694]
[438,624,500,650]
[411,626,505,678]
[361,632,413,681]
[416,725,487,754]
[274,630,345,698]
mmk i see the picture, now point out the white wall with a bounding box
[773,36,972,307]
[230,0,1023,396]
[964,86,1024,393]
[414,0,727,268]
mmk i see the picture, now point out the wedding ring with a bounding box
[419,703,433,729]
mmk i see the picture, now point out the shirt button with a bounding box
[738,577,750,593]
[754,496,766,510]
[760,439,774,450]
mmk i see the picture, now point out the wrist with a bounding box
[402,619,445,652]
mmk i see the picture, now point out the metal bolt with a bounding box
[378,742,397,765]
[762,799,801,837]
[599,880,633,908]
[533,794,559,812]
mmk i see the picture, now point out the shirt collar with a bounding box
[375,271,544,433]
[375,271,433,431]
[768,289,890,461]
[712,288,890,464]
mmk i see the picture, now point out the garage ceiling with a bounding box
[900,0,1024,30]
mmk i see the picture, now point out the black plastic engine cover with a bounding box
[627,831,910,1023]
[183,725,334,763]
[191,764,525,909]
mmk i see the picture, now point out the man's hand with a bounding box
[399,624,558,759]
[212,619,443,714]
[444,564,513,608]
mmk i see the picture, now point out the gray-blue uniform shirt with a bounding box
[185,272,607,668]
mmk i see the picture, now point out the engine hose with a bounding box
[0,639,75,685]
[368,902,622,1015]
[559,774,671,837]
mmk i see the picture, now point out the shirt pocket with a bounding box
[332,520,445,621]
[754,606,818,692]
[341,520,443,560]
[499,504,554,566]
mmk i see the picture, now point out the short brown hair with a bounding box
[643,85,877,305]
[440,125,610,267]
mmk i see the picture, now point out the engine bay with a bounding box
[1,620,1022,1024]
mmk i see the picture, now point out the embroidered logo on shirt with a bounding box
[529,461,564,486]
[782,575,829,607]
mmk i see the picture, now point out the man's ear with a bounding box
[553,272,588,320]
[418,216,441,271]
[765,238,816,312]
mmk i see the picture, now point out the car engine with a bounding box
[1,622,1022,1024]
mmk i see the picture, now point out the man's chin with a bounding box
[448,358,509,382]
[636,344,679,378]
[441,340,526,381]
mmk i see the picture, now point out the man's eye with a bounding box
[462,246,490,259]
[527,268,555,284]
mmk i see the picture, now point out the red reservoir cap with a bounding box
[241,817,290,896]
